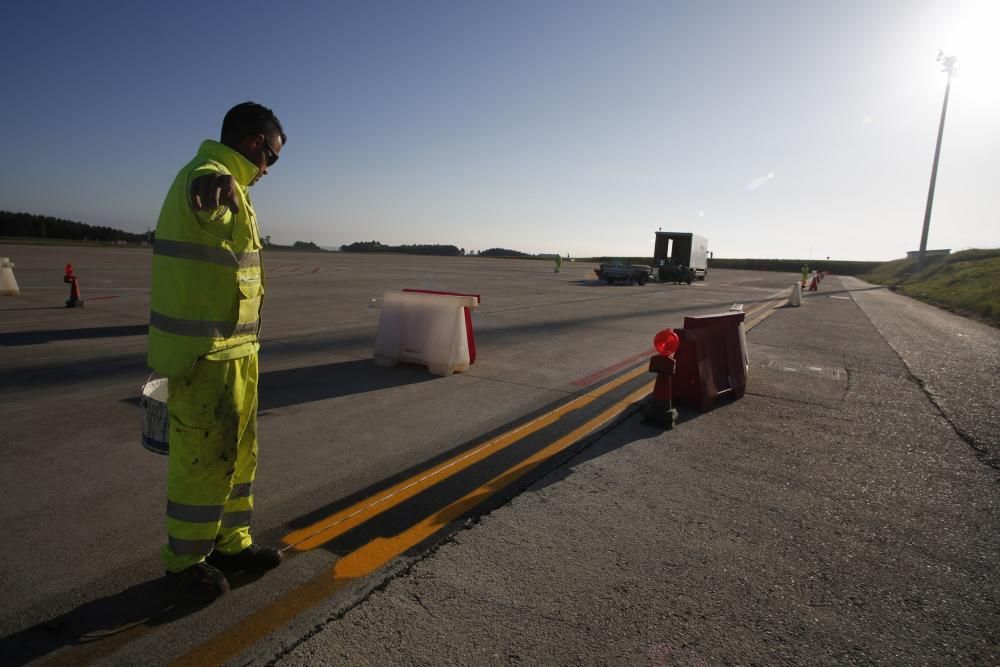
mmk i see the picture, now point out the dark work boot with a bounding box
[207,544,283,573]
[166,561,230,602]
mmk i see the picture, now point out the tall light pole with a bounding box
[918,51,958,266]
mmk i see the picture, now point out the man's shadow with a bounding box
[0,569,265,666]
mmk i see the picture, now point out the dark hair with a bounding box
[220,102,287,147]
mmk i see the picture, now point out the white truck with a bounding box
[653,232,710,284]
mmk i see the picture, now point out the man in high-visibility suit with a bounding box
[148,102,285,602]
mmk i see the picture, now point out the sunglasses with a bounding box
[261,136,279,167]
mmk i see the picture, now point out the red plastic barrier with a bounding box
[673,311,747,411]
[402,289,480,364]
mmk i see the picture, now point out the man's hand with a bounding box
[189,174,241,214]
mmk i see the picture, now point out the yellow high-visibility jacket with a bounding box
[148,141,265,378]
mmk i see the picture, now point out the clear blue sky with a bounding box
[1,0,997,260]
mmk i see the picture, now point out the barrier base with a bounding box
[643,400,677,429]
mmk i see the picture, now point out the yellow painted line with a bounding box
[284,301,779,554]
[334,381,653,577]
[168,572,349,667]
[167,302,788,665]
[283,363,649,552]
[79,300,785,667]
[744,297,784,331]
[170,383,653,667]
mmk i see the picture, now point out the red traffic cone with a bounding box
[808,274,818,292]
[64,263,85,307]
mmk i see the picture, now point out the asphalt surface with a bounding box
[0,245,789,665]
[276,276,999,666]
[843,276,1000,469]
[0,247,996,665]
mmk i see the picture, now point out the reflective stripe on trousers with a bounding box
[162,353,259,572]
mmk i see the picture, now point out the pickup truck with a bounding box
[595,261,652,285]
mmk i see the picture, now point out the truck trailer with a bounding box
[654,232,709,283]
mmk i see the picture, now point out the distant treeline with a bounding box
[586,257,654,265]
[1,211,147,243]
[709,258,881,276]
[340,242,566,259]
[469,248,559,259]
[480,248,529,258]
[341,241,464,256]
[289,240,325,251]
[580,257,882,275]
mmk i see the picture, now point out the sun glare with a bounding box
[940,1,1000,85]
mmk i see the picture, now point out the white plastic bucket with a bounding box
[141,378,169,455]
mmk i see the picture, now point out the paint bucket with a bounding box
[141,377,169,455]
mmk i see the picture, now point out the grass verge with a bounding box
[862,248,1000,327]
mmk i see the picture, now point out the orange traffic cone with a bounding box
[808,274,818,292]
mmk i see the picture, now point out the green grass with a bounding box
[862,248,1000,327]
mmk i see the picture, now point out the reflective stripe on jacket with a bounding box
[148,140,265,378]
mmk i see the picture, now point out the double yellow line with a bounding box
[285,295,786,556]
[282,363,649,554]
[745,296,785,329]
[281,298,785,573]
[170,297,785,666]
[172,370,651,666]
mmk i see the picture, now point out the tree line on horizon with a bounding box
[0,213,896,271]
[0,210,147,243]
[340,240,464,256]
[0,210,331,252]
[0,212,549,259]
[340,241,562,259]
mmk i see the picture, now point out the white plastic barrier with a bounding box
[730,303,750,376]
[0,258,19,296]
[787,281,802,307]
[374,290,479,376]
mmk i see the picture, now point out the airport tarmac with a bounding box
[1,245,996,665]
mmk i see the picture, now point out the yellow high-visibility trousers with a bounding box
[162,353,259,573]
